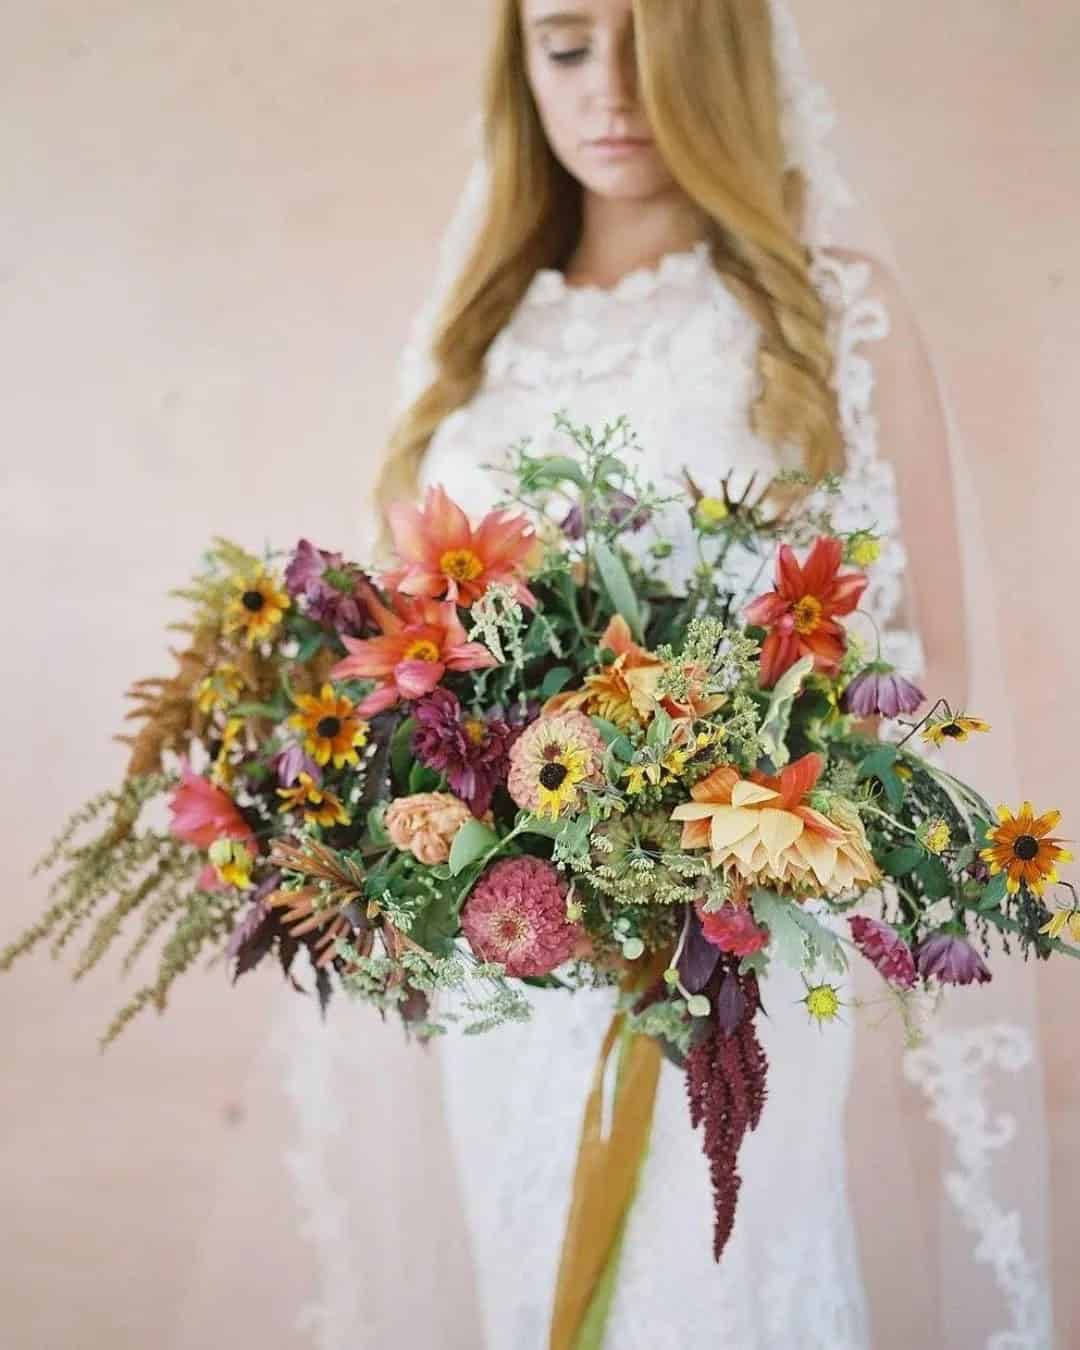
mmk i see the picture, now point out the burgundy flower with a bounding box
[848,915,916,988]
[699,903,769,958]
[271,743,323,788]
[914,932,992,986]
[842,664,924,718]
[560,491,651,541]
[460,857,578,978]
[284,539,372,635]
[412,689,517,816]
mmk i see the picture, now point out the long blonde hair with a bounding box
[376,0,843,524]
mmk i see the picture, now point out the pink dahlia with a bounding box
[412,689,518,816]
[848,915,917,988]
[460,857,578,978]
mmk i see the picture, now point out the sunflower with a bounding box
[288,684,370,768]
[921,713,991,746]
[276,771,351,828]
[980,802,1072,897]
[223,568,291,648]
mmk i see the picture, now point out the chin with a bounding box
[574,163,678,202]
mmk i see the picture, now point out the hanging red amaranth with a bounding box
[685,963,769,1261]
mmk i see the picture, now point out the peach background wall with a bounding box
[2,2,1077,1347]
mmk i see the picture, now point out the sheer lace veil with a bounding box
[274,3,1055,1346]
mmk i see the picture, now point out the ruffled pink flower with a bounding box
[385,792,474,866]
[382,485,541,608]
[169,760,256,892]
[461,857,578,978]
[329,585,498,718]
[848,915,917,988]
[699,902,769,958]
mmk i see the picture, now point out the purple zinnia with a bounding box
[842,663,925,718]
[849,915,917,988]
[914,932,992,986]
[412,689,517,816]
[284,539,372,635]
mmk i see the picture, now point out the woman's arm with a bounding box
[827,246,971,708]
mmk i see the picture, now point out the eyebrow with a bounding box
[531,11,593,29]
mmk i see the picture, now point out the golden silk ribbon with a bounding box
[548,955,669,1350]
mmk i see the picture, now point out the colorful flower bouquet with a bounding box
[7,416,1076,1291]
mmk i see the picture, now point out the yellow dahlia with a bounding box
[223,569,291,648]
[288,684,370,769]
[980,802,1072,897]
[671,753,879,897]
[276,772,351,829]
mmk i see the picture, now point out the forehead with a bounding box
[520,0,633,27]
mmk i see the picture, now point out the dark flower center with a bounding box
[539,763,569,791]
[1012,834,1040,862]
[316,716,342,739]
[940,722,964,738]
[242,589,266,613]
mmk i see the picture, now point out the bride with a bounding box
[279,2,1055,1346]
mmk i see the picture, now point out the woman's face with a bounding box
[520,0,677,201]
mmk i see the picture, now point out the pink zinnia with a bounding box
[382,485,541,608]
[848,915,917,988]
[329,585,498,718]
[461,857,578,978]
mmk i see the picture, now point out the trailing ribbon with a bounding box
[548,954,669,1350]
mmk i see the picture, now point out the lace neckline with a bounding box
[525,240,714,309]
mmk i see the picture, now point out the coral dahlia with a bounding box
[460,857,578,977]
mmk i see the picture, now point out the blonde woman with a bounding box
[284,2,1054,1346]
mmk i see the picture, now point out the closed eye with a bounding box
[548,47,590,65]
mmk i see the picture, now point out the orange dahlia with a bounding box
[671,753,879,896]
[382,485,541,608]
[980,802,1072,897]
[745,537,867,688]
[544,615,664,729]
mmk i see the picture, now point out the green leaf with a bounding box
[758,655,815,769]
[540,666,574,699]
[295,634,325,664]
[751,889,807,970]
[390,717,417,790]
[645,706,674,750]
[448,819,500,877]
[592,540,644,642]
[530,455,589,489]
[857,744,905,810]
[518,815,562,840]
[882,845,924,878]
[977,869,1009,910]
[366,804,389,847]
[232,700,288,720]
[590,717,624,746]
[788,906,847,974]
[917,856,953,901]
[408,761,442,794]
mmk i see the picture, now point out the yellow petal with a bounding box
[730,781,780,808]
[996,804,1013,823]
[756,808,804,865]
[709,807,761,853]
[793,829,838,886]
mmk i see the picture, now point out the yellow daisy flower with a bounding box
[802,982,844,1025]
[920,818,951,855]
[536,748,591,821]
[209,716,245,789]
[288,684,370,769]
[624,764,649,796]
[922,713,991,747]
[276,772,351,829]
[224,569,291,648]
[980,802,1072,897]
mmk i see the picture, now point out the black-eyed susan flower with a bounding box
[980,802,1073,897]
[507,711,606,821]
[196,662,245,714]
[224,569,291,648]
[288,684,369,769]
[276,772,351,829]
[921,713,991,747]
[209,716,245,789]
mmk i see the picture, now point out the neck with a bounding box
[564,189,709,289]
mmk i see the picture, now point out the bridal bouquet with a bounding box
[8,416,1075,1290]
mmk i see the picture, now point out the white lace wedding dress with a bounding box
[418,240,908,1350]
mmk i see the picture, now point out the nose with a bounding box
[588,30,638,113]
